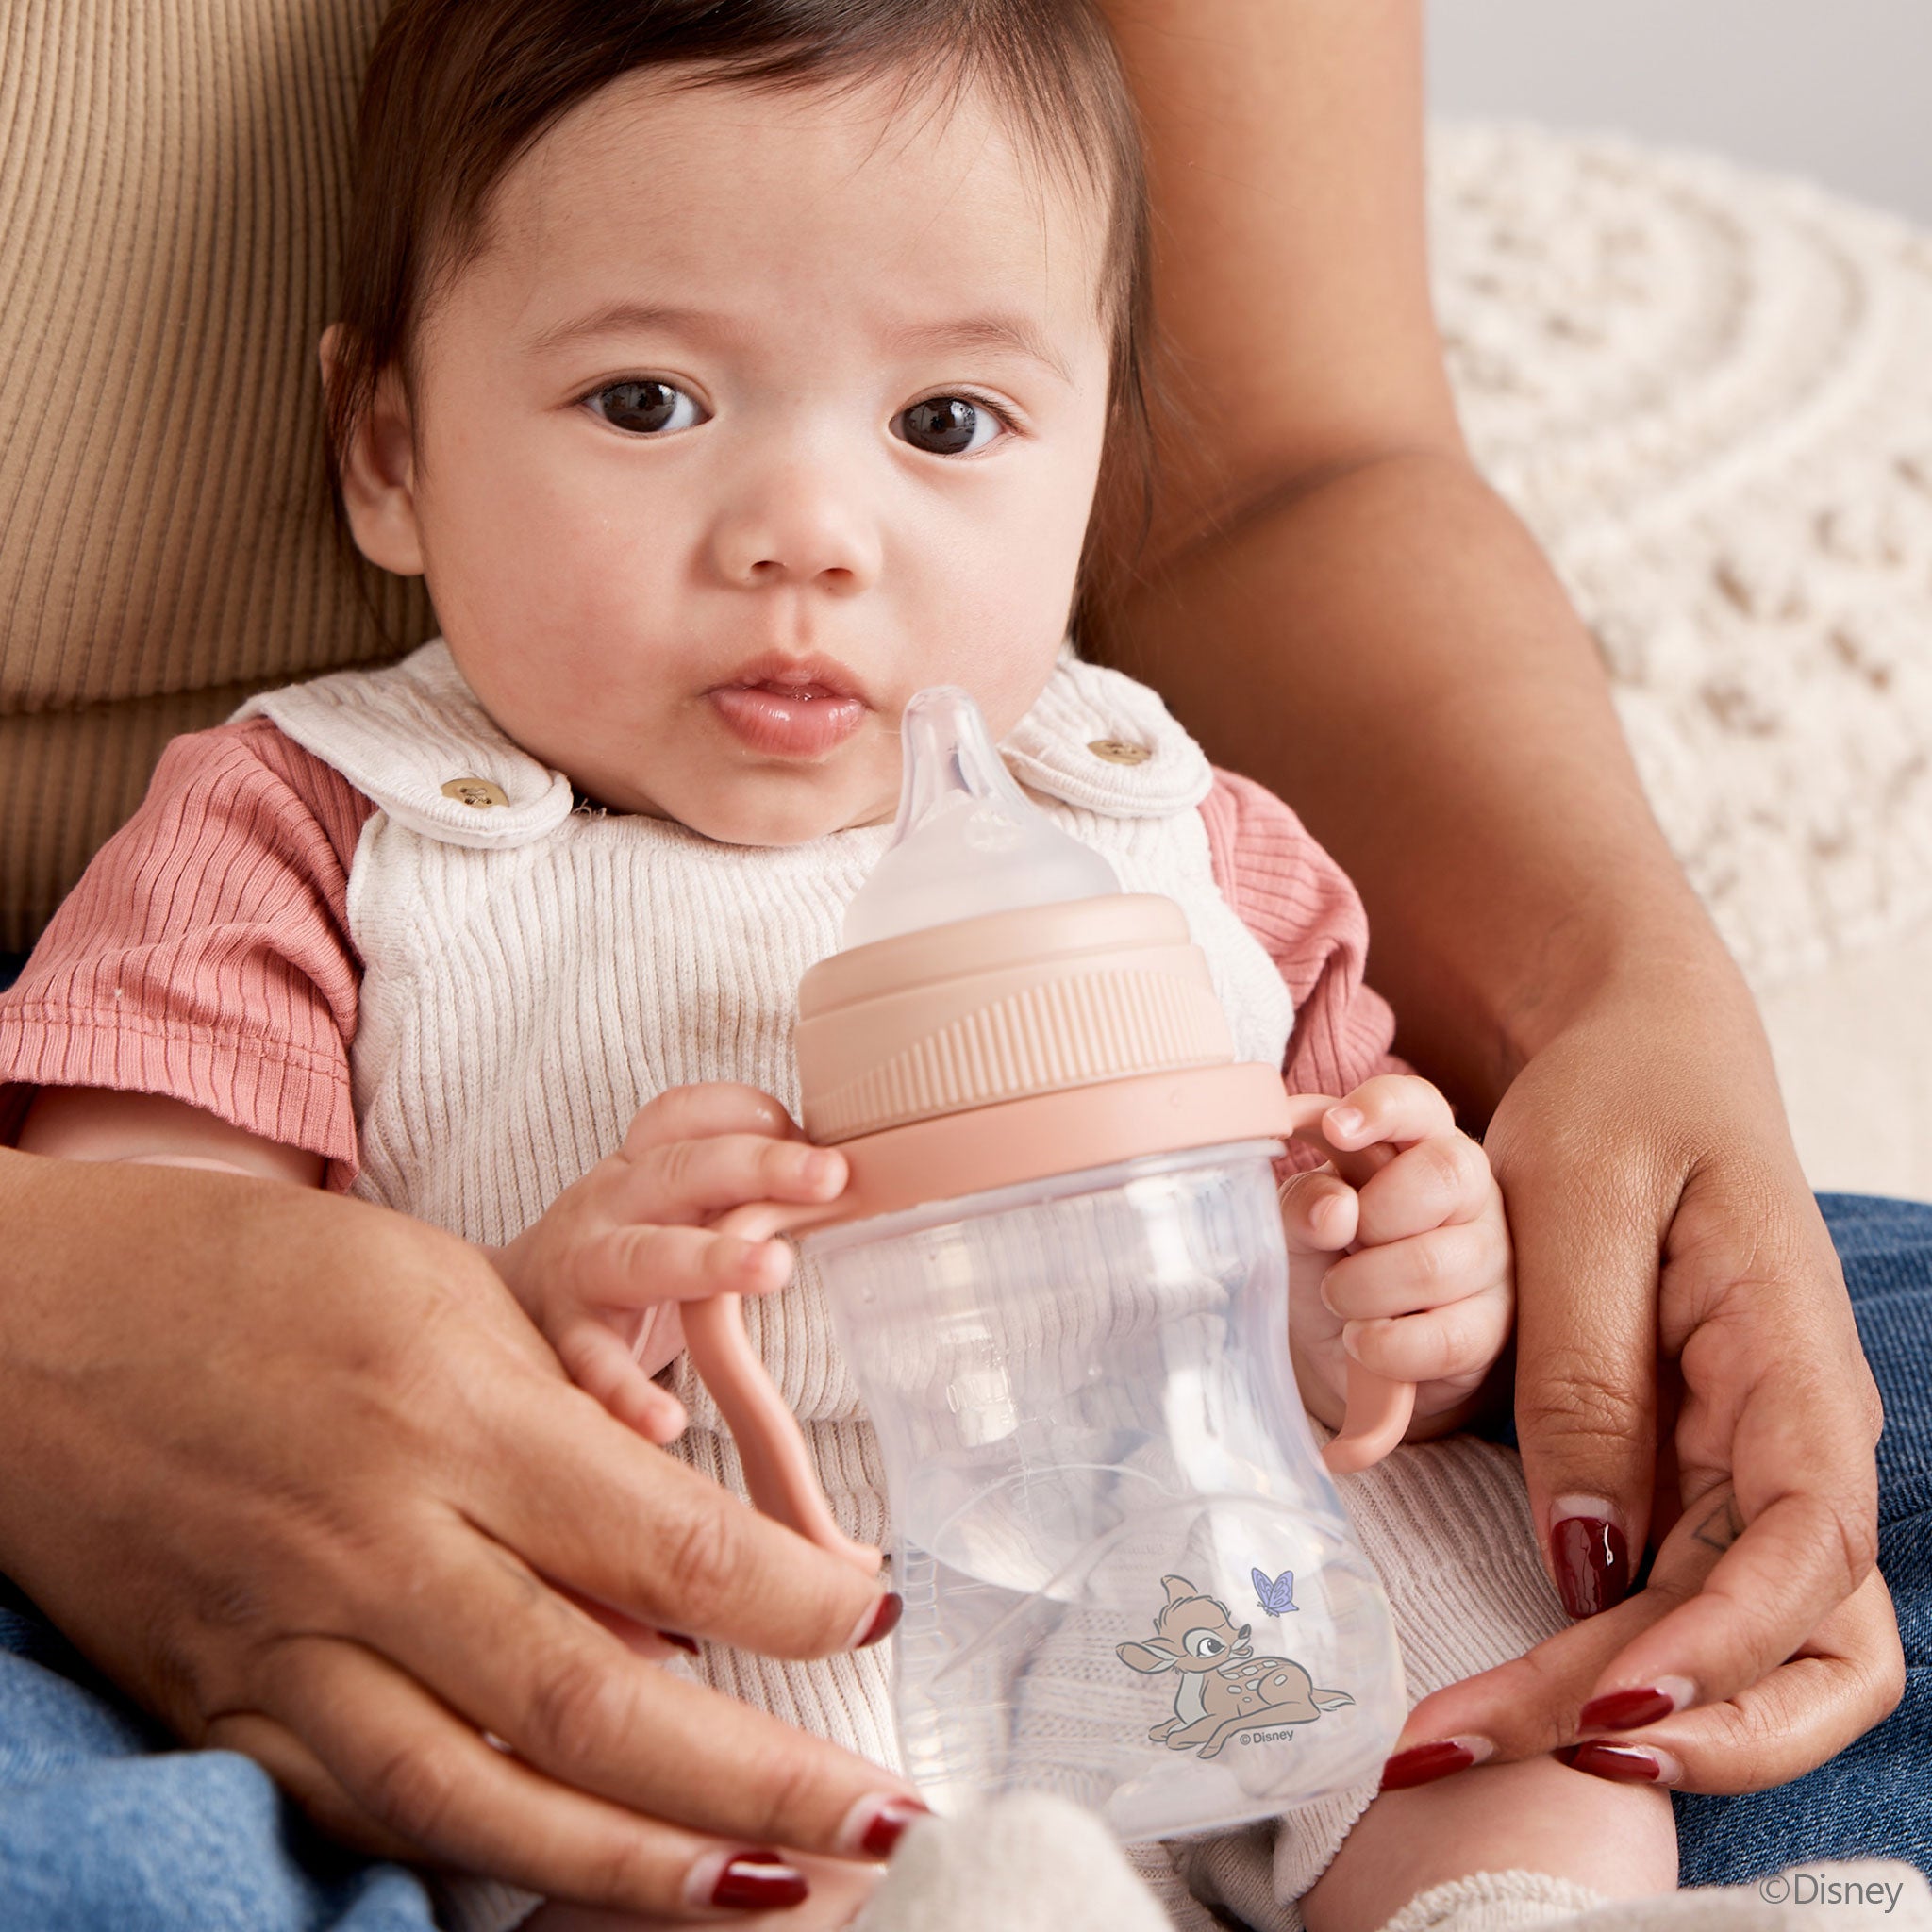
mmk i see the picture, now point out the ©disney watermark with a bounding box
[1759,1874,1909,1913]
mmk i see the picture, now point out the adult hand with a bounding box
[1381,969,1901,1790]
[0,1147,917,1919]
[1087,0,1900,1808]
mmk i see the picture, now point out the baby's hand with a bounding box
[1279,1073,1511,1438]
[490,1083,845,1443]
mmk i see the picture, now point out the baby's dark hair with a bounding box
[325,0,1157,625]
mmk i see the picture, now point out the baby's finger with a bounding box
[1324,1075,1457,1152]
[617,1133,846,1227]
[1354,1135,1495,1246]
[552,1316,689,1444]
[575,1224,792,1308]
[623,1084,804,1156]
[1342,1291,1508,1384]
[1320,1218,1509,1320]
[1278,1168,1358,1256]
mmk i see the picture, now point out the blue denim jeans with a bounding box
[1670,1194,1932,1879]
[2,936,1927,1911]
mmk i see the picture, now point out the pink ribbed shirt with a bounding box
[0,719,1401,1183]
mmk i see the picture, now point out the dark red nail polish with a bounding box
[712,1851,809,1911]
[1552,1514,1630,1619]
[1578,1686,1675,1731]
[1567,1741,1663,1782]
[857,1591,903,1649]
[658,1630,701,1655]
[859,1796,930,1857]
[1379,1740,1477,1790]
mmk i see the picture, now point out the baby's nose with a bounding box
[710,460,882,591]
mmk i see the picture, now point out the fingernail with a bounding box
[1550,1496,1631,1618]
[1579,1676,1694,1732]
[837,1792,931,1858]
[658,1630,701,1655]
[1565,1741,1681,1785]
[1329,1107,1364,1137]
[804,1149,841,1189]
[689,1849,809,1912]
[849,1591,903,1650]
[1378,1735,1494,1790]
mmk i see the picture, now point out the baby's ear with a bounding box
[1117,1641,1177,1674]
[321,324,425,578]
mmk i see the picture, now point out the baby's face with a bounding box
[378,69,1112,843]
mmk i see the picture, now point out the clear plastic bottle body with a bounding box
[803,1141,1405,1840]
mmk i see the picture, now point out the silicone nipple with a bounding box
[841,686,1120,948]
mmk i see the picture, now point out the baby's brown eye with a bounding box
[587,379,702,435]
[895,396,1001,457]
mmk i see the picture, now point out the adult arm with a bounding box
[1090,0,1896,1786]
[0,725,915,1917]
[0,1141,914,1918]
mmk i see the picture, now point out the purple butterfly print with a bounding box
[1252,1567,1299,1615]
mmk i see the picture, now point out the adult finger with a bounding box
[1377,1457,1894,1796]
[1563,1165,1883,1731]
[534,1852,885,1932]
[1377,1470,1739,1780]
[258,1633,835,1918]
[1321,1217,1507,1319]
[1353,1136,1494,1247]
[1563,1474,1878,1739]
[204,1707,425,1864]
[1563,1566,1904,1795]
[1491,1113,1664,1620]
[449,1397,895,1662]
[1378,1560,1678,1788]
[328,1532,912,1873]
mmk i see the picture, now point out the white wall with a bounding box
[1427,1,1932,225]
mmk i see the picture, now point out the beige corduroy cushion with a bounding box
[0,0,431,950]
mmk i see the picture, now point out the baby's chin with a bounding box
[640,774,897,850]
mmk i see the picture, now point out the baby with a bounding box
[0,2,1677,1930]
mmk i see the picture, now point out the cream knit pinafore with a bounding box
[242,641,1295,1769]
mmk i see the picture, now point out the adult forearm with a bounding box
[1088,448,1763,1117]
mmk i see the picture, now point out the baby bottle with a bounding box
[679,687,1410,1841]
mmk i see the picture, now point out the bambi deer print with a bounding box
[1117,1574,1354,1760]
